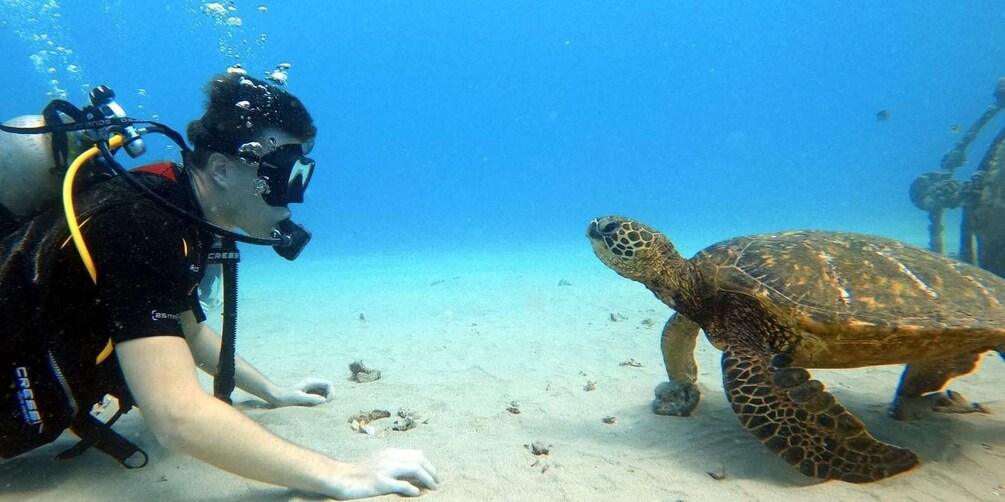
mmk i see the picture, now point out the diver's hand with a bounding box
[268,377,335,407]
[326,448,439,499]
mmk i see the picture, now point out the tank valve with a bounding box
[87,85,146,158]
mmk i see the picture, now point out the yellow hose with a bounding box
[63,135,123,285]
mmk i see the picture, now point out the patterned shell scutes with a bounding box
[691,230,1005,331]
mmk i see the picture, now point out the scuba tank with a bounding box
[0,114,81,221]
[0,85,146,226]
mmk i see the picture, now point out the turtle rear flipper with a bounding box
[890,353,986,420]
[722,346,919,483]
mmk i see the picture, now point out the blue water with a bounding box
[2,1,1005,258]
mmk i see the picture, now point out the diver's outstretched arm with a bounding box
[181,311,334,407]
[116,335,439,499]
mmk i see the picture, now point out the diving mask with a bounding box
[239,142,315,206]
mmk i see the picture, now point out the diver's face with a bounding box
[229,129,300,238]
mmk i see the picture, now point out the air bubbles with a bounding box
[202,2,227,18]
[12,2,85,96]
[202,2,242,26]
[266,68,288,86]
[238,141,266,158]
[265,63,292,86]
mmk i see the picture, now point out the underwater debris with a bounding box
[707,468,727,481]
[558,278,572,286]
[620,358,644,368]
[349,408,423,434]
[506,401,522,414]
[392,417,417,432]
[876,109,891,121]
[349,361,382,382]
[392,408,419,432]
[525,441,551,456]
[348,409,390,435]
[348,409,391,424]
[350,420,375,435]
[583,381,597,392]
[602,416,617,425]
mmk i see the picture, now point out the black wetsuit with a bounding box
[0,202,19,237]
[0,163,212,457]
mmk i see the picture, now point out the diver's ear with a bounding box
[205,152,232,189]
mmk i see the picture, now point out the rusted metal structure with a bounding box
[910,78,1005,277]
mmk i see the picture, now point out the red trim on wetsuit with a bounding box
[130,162,177,181]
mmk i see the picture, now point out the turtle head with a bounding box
[587,216,679,285]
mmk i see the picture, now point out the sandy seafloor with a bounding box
[1,228,1004,502]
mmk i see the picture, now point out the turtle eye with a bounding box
[602,222,620,234]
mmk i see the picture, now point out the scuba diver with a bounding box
[0,72,438,499]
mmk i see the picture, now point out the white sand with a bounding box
[2,237,1004,501]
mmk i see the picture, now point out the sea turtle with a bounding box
[587,215,1005,483]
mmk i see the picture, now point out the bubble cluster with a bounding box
[201,2,228,19]
[197,1,273,63]
[265,63,292,86]
[2,0,87,99]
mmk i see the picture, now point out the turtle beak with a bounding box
[587,219,604,241]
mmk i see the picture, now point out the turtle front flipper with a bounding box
[653,313,701,416]
[722,345,919,483]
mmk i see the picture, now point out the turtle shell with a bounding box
[690,230,1005,366]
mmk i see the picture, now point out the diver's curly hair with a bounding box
[186,72,316,165]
